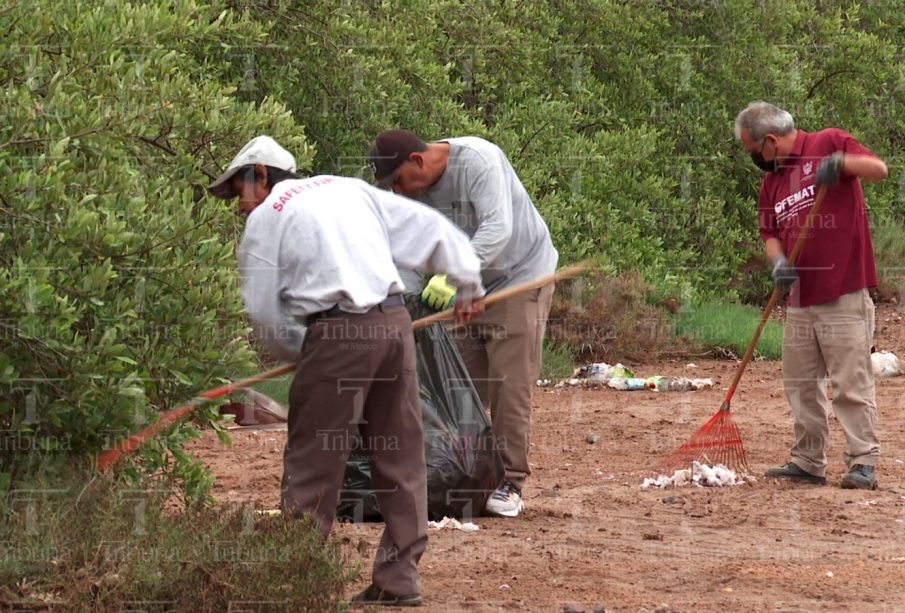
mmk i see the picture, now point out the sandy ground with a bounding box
[187,304,905,612]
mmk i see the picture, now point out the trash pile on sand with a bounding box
[542,362,713,392]
[428,517,480,532]
[872,350,902,378]
[641,462,745,490]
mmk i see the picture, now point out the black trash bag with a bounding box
[336,316,504,522]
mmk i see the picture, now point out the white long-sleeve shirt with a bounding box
[238,176,484,361]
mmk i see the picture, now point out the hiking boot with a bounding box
[350,583,422,607]
[841,464,878,490]
[765,462,827,485]
[485,481,524,517]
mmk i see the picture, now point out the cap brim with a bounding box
[208,167,242,199]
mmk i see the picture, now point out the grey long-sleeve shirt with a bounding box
[238,176,484,361]
[421,137,558,291]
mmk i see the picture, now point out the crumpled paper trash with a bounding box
[872,350,902,378]
[428,517,480,532]
[641,461,743,490]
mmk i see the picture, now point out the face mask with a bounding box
[750,136,778,172]
[750,151,777,172]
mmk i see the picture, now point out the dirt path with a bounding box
[187,304,905,612]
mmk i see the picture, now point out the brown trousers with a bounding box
[783,289,880,477]
[282,305,427,596]
[452,283,555,490]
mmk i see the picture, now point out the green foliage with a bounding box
[676,303,784,360]
[871,214,905,299]
[540,340,575,380]
[0,475,355,610]
[0,1,312,485]
[229,0,903,301]
[250,374,292,405]
[5,0,904,480]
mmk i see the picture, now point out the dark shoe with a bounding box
[765,462,827,485]
[841,464,878,490]
[350,584,423,607]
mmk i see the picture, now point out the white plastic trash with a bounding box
[872,351,902,378]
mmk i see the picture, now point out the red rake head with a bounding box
[663,404,751,475]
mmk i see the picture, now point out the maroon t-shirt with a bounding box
[758,128,878,308]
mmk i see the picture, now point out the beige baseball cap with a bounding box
[209,135,297,199]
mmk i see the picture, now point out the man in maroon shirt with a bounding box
[734,101,888,489]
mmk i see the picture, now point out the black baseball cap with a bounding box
[366,129,427,188]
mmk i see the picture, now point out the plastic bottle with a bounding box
[624,377,649,390]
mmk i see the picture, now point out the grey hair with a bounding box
[734,101,795,142]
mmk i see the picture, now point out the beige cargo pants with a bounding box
[452,283,555,491]
[783,289,880,477]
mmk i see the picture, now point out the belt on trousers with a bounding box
[306,293,405,325]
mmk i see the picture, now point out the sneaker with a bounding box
[485,481,524,517]
[765,462,827,485]
[841,464,878,490]
[350,583,422,607]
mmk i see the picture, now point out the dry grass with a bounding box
[546,271,691,363]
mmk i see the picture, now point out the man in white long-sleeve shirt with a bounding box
[367,130,558,518]
[209,135,485,607]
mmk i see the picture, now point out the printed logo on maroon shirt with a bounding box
[757,128,878,308]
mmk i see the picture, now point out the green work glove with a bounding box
[421,274,457,310]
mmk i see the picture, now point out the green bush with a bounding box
[0,0,312,489]
[231,0,902,302]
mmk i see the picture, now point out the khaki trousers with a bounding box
[282,305,427,596]
[783,289,880,477]
[452,283,554,490]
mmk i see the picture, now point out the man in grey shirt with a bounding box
[368,129,558,518]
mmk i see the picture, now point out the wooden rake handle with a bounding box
[412,262,588,330]
[721,184,829,408]
[96,262,589,470]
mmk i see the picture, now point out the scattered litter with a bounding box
[498,583,511,590]
[856,500,878,507]
[586,432,601,444]
[428,517,480,532]
[574,362,634,382]
[825,571,834,578]
[606,377,649,391]
[896,459,904,465]
[567,362,713,392]
[686,363,698,369]
[536,378,552,387]
[641,462,744,490]
[255,509,282,517]
[872,350,902,378]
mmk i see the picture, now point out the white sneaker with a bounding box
[485,482,524,517]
